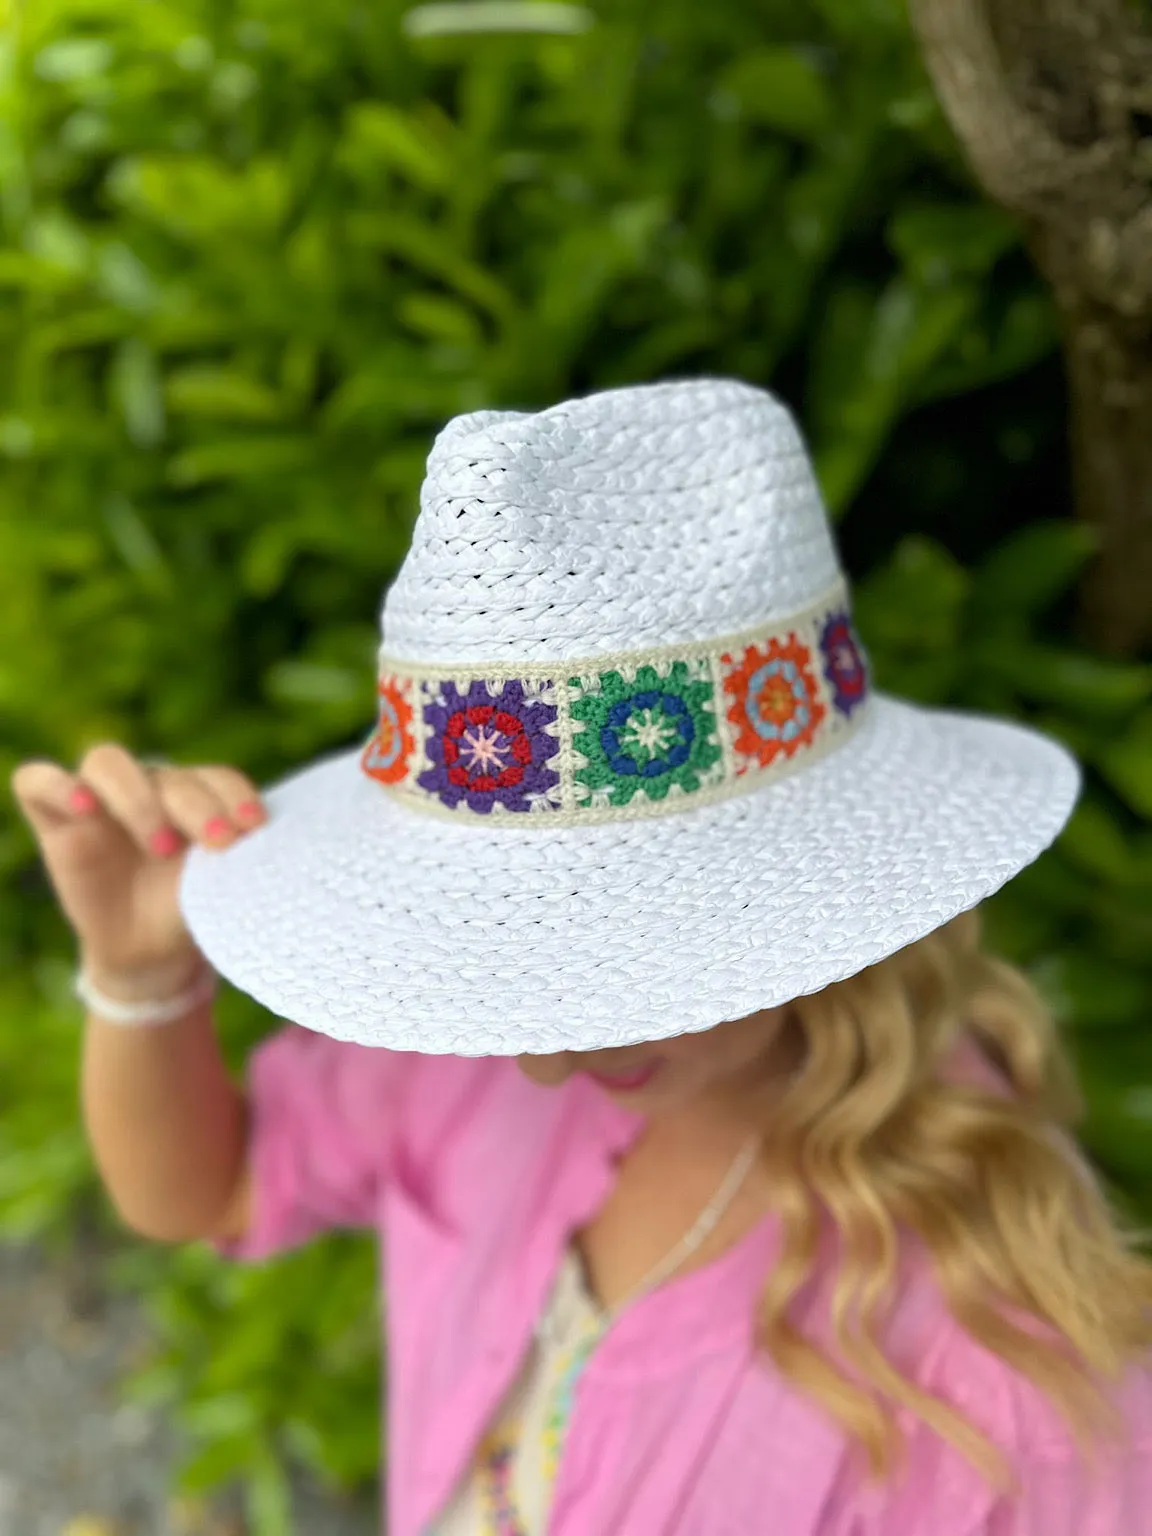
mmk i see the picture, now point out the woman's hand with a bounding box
[10,744,266,992]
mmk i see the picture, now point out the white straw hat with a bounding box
[178,378,1080,1055]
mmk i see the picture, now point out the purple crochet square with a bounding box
[819,610,868,718]
[419,679,561,814]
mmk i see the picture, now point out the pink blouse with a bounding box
[211,1026,1152,1535]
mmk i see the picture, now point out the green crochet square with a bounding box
[568,660,723,808]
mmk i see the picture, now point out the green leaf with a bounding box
[97,241,159,314]
[981,884,1063,959]
[34,38,114,82]
[1098,710,1152,818]
[175,1432,261,1496]
[809,0,905,38]
[717,48,833,140]
[167,368,289,422]
[319,364,466,431]
[854,536,971,701]
[0,416,37,458]
[526,198,669,369]
[1031,950,1151,1029]
[101,495,173,593]
[110,156,293,240]
[915,289,1058,402]
[976,643,1152,719]
[24,211,91,274]
[346,211,516,322]
[889,202,1019,283]
[246,1449,293,1536]
[1057,798,1143,886]
[30,306,130,355]
[109,337,166,447]
[810,276,977,511]
[396,292,483,345]
[265,661,365,706]
[403,2,594,37]
[856,535,971,649]
[166,437,315,487]
[182,1392,261,1438]
[341,103,453,191]
[0,251,51,288]
[1077,1042,1152,1180]
[971,521,1099,624]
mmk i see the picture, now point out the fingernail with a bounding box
[149,826,182,857]
[203,816,232,843]
[235,800,265,824]
[69,786,99,814]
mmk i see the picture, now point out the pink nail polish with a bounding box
[149,826,182,857]
[69,786,98,814]
[203,816,232,841]
[235,800,265,823]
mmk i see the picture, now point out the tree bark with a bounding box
[908,0,1152,656]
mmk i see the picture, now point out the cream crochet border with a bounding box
[367,579,870,828]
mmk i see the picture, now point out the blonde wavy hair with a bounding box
[758,907,1152,1490]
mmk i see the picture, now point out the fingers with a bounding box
[153,763,267,849]
[12,744,268,858]
[74,742,180,856]
[10,759,87,835]
[185,764,268,830]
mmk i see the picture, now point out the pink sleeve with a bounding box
[831,1385,1152,1536]
[827,1262,1152,1536]
[208,1023,416,1264]
[983,1439,1152,1534]
[989,1350,1152,1534]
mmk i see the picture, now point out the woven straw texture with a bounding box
[381,377,841,662]
[179,378,1080,1055]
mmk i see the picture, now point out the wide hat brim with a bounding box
[178,694,1079,1056]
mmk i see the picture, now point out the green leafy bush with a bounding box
[1,0,1150,1528]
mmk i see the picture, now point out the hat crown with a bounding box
[381,377,842,664]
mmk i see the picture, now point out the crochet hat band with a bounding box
[360,577,871,826]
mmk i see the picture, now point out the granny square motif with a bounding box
[360,581,872,825]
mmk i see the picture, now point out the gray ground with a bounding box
[0,1240,379,1536]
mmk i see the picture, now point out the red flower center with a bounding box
[443,705,531,791]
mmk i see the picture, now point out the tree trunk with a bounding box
[1057,293,1152,654]
[908,0,1152,657]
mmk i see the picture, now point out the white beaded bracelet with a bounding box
[73,963,218,1027]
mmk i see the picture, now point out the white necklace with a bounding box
[586,1131,762,1328]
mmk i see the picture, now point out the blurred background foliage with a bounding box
[1,0,1151,1528]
